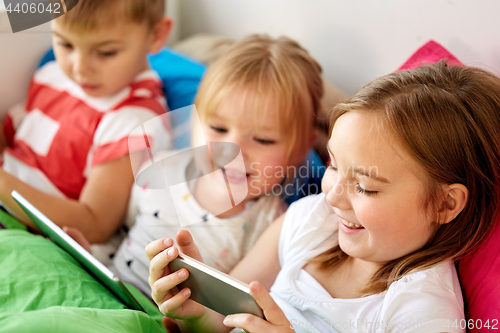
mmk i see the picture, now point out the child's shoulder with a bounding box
[32,61,72,89]
[279,193,338,264]
[392,259,460,292]
[382,259,464,328]
[284,193,335,231]
[133,149,187,190]
[288,192,329,212]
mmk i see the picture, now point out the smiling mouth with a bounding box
[220,167,251,184]
[340,217,364,229]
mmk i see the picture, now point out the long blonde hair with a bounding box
[195,34,323,167]
[313,61,500,295]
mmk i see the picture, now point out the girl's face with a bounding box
[322,111,437,264]
[194,89,288,201]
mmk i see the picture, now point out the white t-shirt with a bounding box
[270,193,465,333]
[112,150,286,294]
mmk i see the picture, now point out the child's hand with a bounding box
[63,226,92,253]
[222,281,295,333]
[161,317,181,333]
[145,231,207,321]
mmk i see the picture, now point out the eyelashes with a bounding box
[210,126,227,133]
[328,164,379,196]
[209,126,277,145]
[254,138,275,145]
[98,51,118,57]
[355,184,379,196]
[57,41,72,49]
[55,41,118,58]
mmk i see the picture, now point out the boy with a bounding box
[0,0,172,243]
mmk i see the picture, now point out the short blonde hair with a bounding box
[55,0,164,32]
[195,34,323,167]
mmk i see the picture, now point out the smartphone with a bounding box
[169,254,264,318]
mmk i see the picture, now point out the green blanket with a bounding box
[0,210,166,333]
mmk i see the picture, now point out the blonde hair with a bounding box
[195,34,323,167]
[313,61,500,296]
[54,0,164,31]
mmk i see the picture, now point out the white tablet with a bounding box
[170,254,264,318]
[11,191,146,312]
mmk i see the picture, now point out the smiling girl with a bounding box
[147,61,500,333]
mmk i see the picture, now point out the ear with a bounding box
[438,183,469,224]
[148,17,173,54]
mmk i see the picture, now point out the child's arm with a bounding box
[147,215,292,333]
[0,121,7,154]
[230,213,284,289]
[0,154,134,243]
[63,226,92,253]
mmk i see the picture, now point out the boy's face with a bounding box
[51,19,156,98]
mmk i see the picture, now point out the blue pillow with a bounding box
[39,48,206,149]
[149,49,206,148]
[283,149,325,205]
[38,48,56,68]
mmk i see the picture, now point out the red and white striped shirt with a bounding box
[2,61,171,200]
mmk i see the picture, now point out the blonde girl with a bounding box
[112,35,323,294]
[147,61,500,333]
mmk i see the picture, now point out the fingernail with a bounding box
[167,248,175,257]
[178,269,187,278]
[183,288,190,297]
[223,316,230,325]
[163,238,172,247]
[251,282,260,292]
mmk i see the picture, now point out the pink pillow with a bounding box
[459,217,500,331]
[397,40,463,71]
[398,40,500,331]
